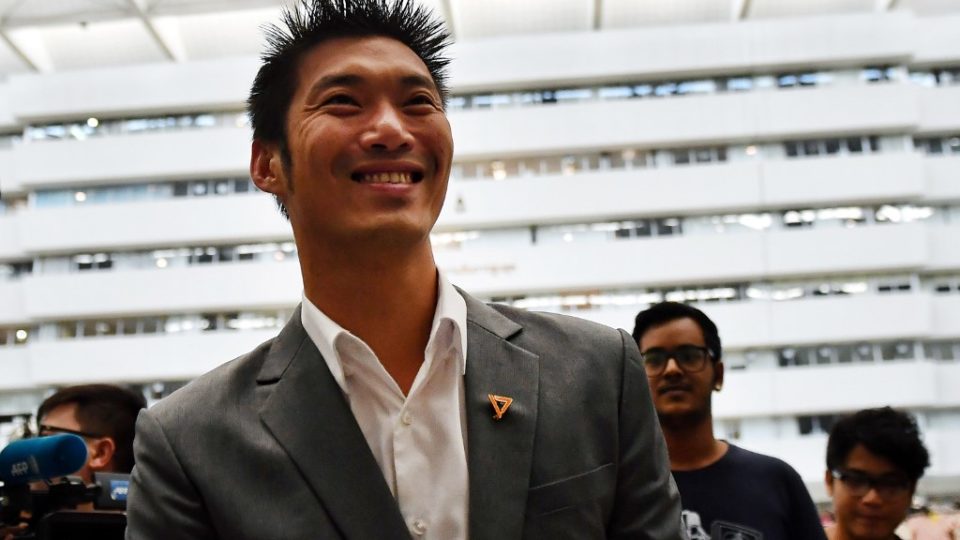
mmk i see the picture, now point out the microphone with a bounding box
[0,434,88,485]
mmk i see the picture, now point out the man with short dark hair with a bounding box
[125,1,681,538]
[37,384,146,483]
[825,407,930,540]
[633,301,825,540]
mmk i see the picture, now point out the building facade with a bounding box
[1,6,959,502]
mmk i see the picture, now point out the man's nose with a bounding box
[360,102,414,152]
[860,487,884,504]
[662,356,683,376]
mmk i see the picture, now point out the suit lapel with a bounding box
[462,293,540,539]
[256,307,411,540]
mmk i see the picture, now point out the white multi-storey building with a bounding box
[0,1,958,502]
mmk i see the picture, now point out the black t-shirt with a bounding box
[672,444,827,540]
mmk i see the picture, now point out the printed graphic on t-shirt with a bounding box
[712,520,762,540]
[681,510,763,540]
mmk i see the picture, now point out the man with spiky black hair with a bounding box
[125,1,681,538]
[824,407,930,540]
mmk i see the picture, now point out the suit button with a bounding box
[412,518,427,535]
[401,411,413,426]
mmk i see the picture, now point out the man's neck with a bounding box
[301,239,439,395]
[662,416,728,471]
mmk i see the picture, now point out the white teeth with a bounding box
[361,172,413,184]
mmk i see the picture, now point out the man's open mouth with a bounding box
[351,171,424,184]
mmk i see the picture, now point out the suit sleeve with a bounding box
[126,408,217,540]
[607,329,684,539]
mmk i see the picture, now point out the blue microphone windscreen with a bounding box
[0,433,88,484]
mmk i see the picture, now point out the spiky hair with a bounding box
[247,0,452,146]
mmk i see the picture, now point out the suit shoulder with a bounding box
[487,303,624,341]
[484,303,629,367]
[147,335,276,421]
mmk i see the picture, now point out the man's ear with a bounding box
[713,360,724,391]
[825,469,835,496]
[89,437,117,472]
[250,139,289,198]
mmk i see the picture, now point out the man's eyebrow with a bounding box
[399,74,438,91]
[303,73,438,104]
[303,73,364,103]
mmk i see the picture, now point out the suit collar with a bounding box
[460,291,540,540]
[459,286,522,340]
[255,306,306,384]
[256,308,411,540]
[256,299,539,540]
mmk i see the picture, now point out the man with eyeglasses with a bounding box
[36,384,146,485]
[633,302,825,540]
[824,407,930,540]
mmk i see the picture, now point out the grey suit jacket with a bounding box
[126,293,681,539]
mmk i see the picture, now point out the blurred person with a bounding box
[825,407,930,540]
[125,0,682,538]
[37,383,146,483]
[902,509,960,540]
[634,301,825,539]
[0,385,142,540]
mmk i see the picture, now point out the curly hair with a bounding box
[826,407,930,482]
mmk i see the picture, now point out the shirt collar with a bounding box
[300,270,468,393]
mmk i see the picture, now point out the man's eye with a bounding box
[845,474,869,485]
[322,94,357,106]
[407,95,437,107]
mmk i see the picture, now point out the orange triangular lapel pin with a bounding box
[487,394,513,420]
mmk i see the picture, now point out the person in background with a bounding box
[37,383,146,483]
[634,301,825,539]
[825,407,930,540]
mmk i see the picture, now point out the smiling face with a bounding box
[827,444,914,540]
[251,35,453,251]
[639,317,722,429]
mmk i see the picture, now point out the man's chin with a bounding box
[848,517,895,540]
[656,406,711,430]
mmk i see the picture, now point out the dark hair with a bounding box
[632,301,722,361]
[826,407,930,483]
[38,384,147,473]
[247,0,452,217]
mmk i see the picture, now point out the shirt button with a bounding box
[401,411,413,426]
[412,518,427,535]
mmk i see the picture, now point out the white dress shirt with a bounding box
[300,272,469,539]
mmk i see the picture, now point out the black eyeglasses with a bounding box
[37,424,104,440]
[641,345,712,376]
[831,469,912,498]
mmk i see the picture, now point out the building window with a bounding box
[924,341,958,361]
[880,342,914,361]
[862,66,897,83]
[798,414,838,435]
[73,253,112,271]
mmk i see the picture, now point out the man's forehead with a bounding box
[644,318,706,342]
[845,444,901,474]
[296,35,435,87]
[40,402,80,425]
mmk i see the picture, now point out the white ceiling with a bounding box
[0,0,957,75]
